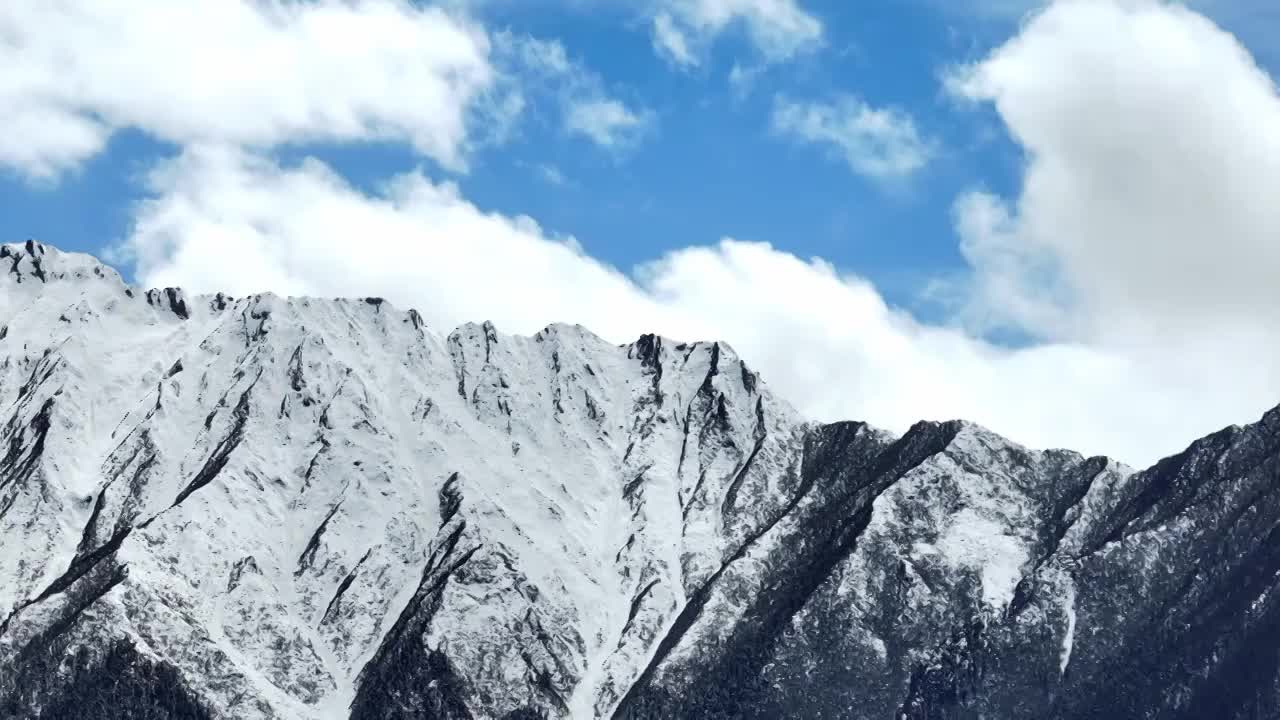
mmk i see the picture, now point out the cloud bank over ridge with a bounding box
[7,0,1280,467]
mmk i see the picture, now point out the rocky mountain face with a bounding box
[1,240,1278,719]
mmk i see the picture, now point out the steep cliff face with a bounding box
[1,241,1278,719]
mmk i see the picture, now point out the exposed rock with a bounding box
[1,242,1278,719]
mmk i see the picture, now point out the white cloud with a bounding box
[948,191,1077,338]
[504,32,575,76]
[500,34,652,150]
[649,0,822,67]
[653,12,699,67]
[772,95,934,180]
[564,99,650,148]
[124,145,666,340]
[0,1,497,179]
[948,0,1280,346]
[936,0,1280,456]
[537,164,569,186]
[928,0,1046,20]
[728,63,765,99]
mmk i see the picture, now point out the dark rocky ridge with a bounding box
[609,410,1280,719]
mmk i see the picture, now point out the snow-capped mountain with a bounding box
[2,240,1278,719]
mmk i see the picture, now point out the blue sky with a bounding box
[4,0,1271,311]
[1,0,1032,314]
[5,0,1280,466]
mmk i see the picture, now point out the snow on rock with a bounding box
[931,508,1028,611]
[4,241,1280,720]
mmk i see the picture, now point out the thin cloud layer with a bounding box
[564,100,650,148]
[772,95,935,180]
[650,0,823,66]
[504,35,652,149]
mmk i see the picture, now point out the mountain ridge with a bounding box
[2,240,1277,719]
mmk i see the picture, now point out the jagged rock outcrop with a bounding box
[1,241,1278,719]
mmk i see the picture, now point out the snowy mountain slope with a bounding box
[2,240,1279,719]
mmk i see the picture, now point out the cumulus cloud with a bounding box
[772,95,935,180]
[0,1,497,179]
[125,145,662,336]
[947,191,1076,338]
[939,0,1280,454]
[650,0,822,67]
[948,0,1280,347]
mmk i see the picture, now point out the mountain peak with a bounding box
[3,242,1280,719]
[1,240,123,286]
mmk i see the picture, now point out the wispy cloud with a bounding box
[537,163,568,186]
[649,0,823,67]
[498,34,652,150]
[564,99,650,148]
[728,63,765,99]
[771,95,933,180]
